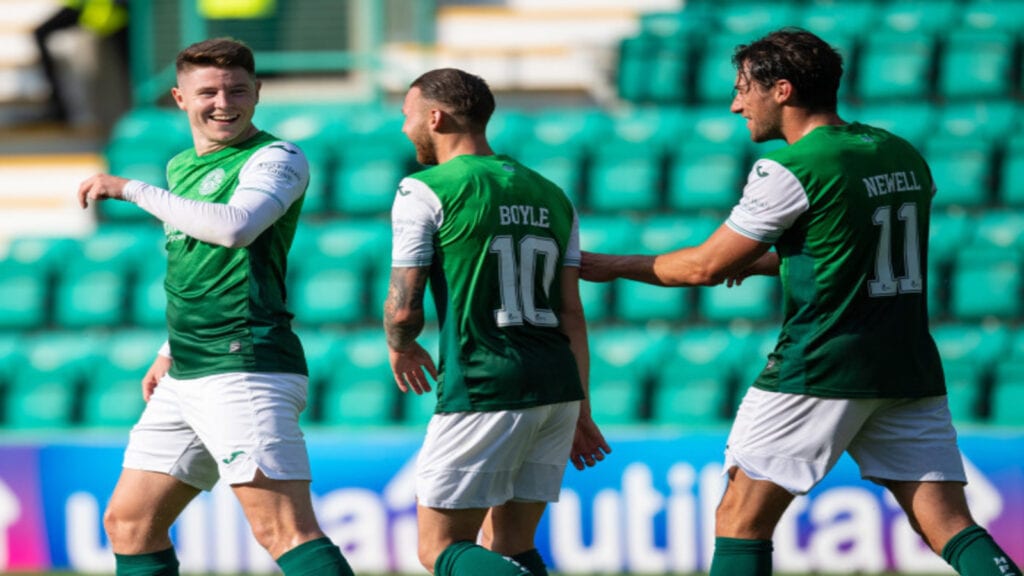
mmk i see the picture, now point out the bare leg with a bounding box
[715,466,795,539]
[416,504,489,573]
[103,468,200,553]
[231,470,327,560]
[484,501,547,556]
[884,480,975,554]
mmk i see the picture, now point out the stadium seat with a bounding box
[990,359,1024,426]
[0,261,49,330]
[528,108,611,152]
[876,0,962,34]
[289,253,367,325]
[578,216,641,323]
[667,140,744,212]
[928,209,973,269]
[925,138,995,209]
[638,214,721,253]
[1000,135,1024,207]
[618,34,692,104]
[687,104,755,146]
[3,332,101,429]
[652,326,751,423]
[587,140,663,213]
[616,282,692,324]
[81,329,165,428]
[694,34,751,104]
[321,330,398,426]
[960,0,1024,34]
[942,360,986,425]
[516,142,585,207]
[950,247,1022,319]
[854,102,938,149]
[931,322,1011,372]
[130,256,167,328]
[937,29,1014,100]
[698,274,779,324]
[935,99,1018,144]
[856,32,935,102]
[332,138,411,216]
[715,2,800,37]
[799,1,879,39]
[588,326,671,425]
[487,109,532,156]
[970,209,1024,250]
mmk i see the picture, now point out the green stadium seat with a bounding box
[950,247,1022,319]
[942,361,986,425]
[937,30,1014,100]
[935,100,1018,144]
[960,0,1024,33]
[990,359,1024,425]
[108,107,191,148]
[856,32,935,102]
[970,210,1024,250]
[321,330,398,426]
[0,261,49,330]
[694,34,750,104]
[4,332,101,429]
[1011,326,1024,360]
[618,34,693,104]
[667,140,744,212]
[578,216,641,323]
[81,329,165,428]
[528,108,611,152]
[587,140,663,213]
[855,102,937,149]
[800,1,879,39]
[5,235,77,272]
[487,110,531,155]
[925,138,994,209]
[650,364,734,426]
[332,139,411,216]
[516,142,584,207]
[1000,137,1024,207]
[877,0,962,34]
[699,274,779,324]
[928,209,973,268]
[289,253,366,326]
[616,282,692,323]
[639,8,713,39]
[130,256,167,328]
[588,326,670,424]
[687,104,752,146]
[715,2,800,37]
[639,214,721,253]
[931,322,1010,372]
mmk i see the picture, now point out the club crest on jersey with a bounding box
[199,168,226,196]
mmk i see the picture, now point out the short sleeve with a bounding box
[391,177,443,267]
[726,159,810,243]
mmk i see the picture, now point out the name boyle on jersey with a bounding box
[499,204,550,228]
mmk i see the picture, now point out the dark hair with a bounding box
[176,37,256,76]
[410,68,495,133]
[732,28,843,111]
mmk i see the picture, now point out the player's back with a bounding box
[407,154,584,413]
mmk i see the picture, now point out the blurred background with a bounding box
[0,0,1022,574]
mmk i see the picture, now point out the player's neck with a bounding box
[436,133,494,164]
[783,110,845,144]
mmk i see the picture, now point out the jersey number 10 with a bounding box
[490,235,560,327]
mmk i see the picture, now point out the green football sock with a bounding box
[941,525,1021,575]
[709,536,773,576]
[435,541,532,576]
[511,548,548,576]
[276,536,354,576]
[114,547,179,576]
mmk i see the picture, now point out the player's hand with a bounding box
[141,354,172,402]
[570,404,612,470]
[579,251,620,283]
[388,342,437,395]
[78,174,131,208]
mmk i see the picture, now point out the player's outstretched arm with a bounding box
[78,174,130,208]
[384,266,436,394]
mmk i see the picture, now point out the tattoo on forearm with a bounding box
[384,267,428,350]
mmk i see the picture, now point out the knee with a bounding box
[418,541,443,573]
[103,504,148,551]
[715,498,775,539]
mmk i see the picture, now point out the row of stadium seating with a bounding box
[2,208,1022,331]
[621,15,1024,105]
[1,322,1022,431]
[97,98,1024,221]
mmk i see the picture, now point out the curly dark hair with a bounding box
[732,28,843,112]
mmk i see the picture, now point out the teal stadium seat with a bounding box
[1000,135,1024,207]
[715,1,799,38]
[937,29,1014,100]
[856,32,935,101]
[942,361,986,425]
[4,332,100,429]
[81,330,165,428]
[925,137,994,209]
[799,1,879,39]
[321,330,398,426]
[588,327,670,425]
[618,33,693,104]
[487,109,531,156]
[0,261,49,330]
[699,274,779,324]
[695,34,751,104]
[293,328,340,424]
[935,100,1018,144]
[855,102,937,149]
[667,139,744,212]
[990,359,1024,426]
[687,104,753,146]
[950,247,1022,320]
[578,216,640,323]
[587,140,663,213]
[877,0,962,34]
[332,137,411,216]
[960,0,1024,34]
[928,209,973,269]
[932,322,1010,374]
[971,209,1024,250]
[516,142,584,207]
[130,256,167,328]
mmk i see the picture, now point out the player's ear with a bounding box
[429,108,444,130]
[170,86,186,111]
[774,79,794,104]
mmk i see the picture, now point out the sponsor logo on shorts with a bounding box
[222,450,245,464]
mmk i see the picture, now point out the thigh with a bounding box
[726,388,874,495]
[123,375,219,491]
[231,470,323,559]
[884,480,974,552]
[484,500,548,556]
[716,466,795,539]
[849,395,967,484]
[105,468,200,553]
[182,372,312,487]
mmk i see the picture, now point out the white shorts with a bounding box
[725,387,967,495]
[416,402,581,509]
[123,372,312,491]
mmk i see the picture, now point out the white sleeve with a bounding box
[564,209,581,267]
[122,142,309,248]
[391,177,443,267]
[725,159,810,243]
[158,340,172,359]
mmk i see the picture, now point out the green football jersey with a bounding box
[727,123,944,398]
[391,154,585,412]
[163,131,307,379]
